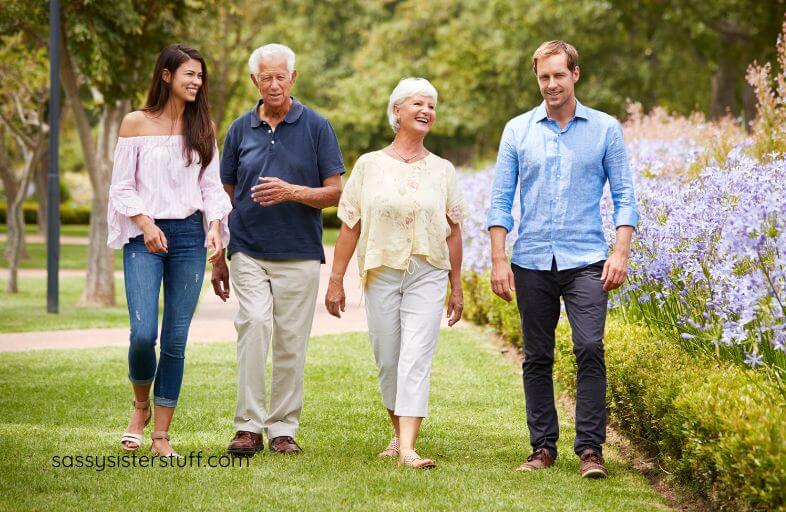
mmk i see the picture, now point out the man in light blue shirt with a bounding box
[487,40,638,478]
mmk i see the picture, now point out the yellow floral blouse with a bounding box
[337,150,467,284]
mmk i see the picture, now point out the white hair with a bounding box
[247,44,296,76]
[387,77,439,133]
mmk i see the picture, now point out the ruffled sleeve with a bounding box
[445,162,467,225]
[199,144,232,247]
[337,155,365,228]
[107,138,148,249]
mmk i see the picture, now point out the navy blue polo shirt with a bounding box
[220,97,345,262]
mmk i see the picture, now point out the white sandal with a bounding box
[120,399,151,451]
[151,431,183,458]
[378,436,400,458]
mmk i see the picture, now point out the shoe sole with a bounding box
[581,468,608,478]
[398,462,436,469]
[227,445,264,457]
[269,448,302,454]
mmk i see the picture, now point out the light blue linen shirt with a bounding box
[486,99,638,271]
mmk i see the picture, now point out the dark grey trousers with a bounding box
[512,258,608,458]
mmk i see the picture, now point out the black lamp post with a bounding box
[47,0,60,313]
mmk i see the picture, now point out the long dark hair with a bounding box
[143,44,215,169]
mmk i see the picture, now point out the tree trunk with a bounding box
[78,101,128,306]
[710,31,743,119]
[35,144,48,233]
[742,82,756,132]
[0,126,29,271]
[6,137,42,293]
[710,60,739,118]
[60,31,128,306]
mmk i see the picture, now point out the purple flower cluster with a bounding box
[459,135,786,376]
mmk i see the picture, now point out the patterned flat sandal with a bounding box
[399,451,436,469]
[120,399,151,451]
[378,437,400,458]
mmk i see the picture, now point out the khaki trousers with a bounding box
[230,252,321,438]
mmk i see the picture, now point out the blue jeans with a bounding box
[123,211,206,408]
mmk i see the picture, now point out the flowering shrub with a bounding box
[611,149,786,387]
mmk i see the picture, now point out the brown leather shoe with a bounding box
[227,431,264,457]
[579,449,609,478]
[269,436,302,454]
[515,448,555,471]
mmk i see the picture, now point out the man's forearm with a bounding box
[613,226,634,256]
[289,184,341,209]
[489,226,509,263]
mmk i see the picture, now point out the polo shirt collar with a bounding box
[249,96,304,128]
[535,98,589,123]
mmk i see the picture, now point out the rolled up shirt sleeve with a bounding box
[200,144,233,247]
[603,121,639,229]
[486,122,519,233]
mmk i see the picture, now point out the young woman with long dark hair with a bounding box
[108,44,231,457]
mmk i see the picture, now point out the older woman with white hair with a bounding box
[325,77,466,469]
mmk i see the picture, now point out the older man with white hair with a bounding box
[212,43,345,456]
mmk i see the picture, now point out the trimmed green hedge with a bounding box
[463,270,786,511]
[0,202,91,225]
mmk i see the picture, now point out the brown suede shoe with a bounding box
[515,448,555,472]
[227,431,264,457]
[269,436,302,454]
[579,449,609,478]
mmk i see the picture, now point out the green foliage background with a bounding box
[182,0,785,164]
[1,0,783,168]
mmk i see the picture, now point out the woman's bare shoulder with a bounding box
[119,111,151,137]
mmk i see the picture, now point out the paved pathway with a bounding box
[0,246,458,352]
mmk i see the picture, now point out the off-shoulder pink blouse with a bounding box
[107,135,232,249]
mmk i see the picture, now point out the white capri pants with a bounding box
[364,256,448,417]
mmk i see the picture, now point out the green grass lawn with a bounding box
[0,242,124,270]
[0,327,669,511]
[0,224,90,236]
[0,228,339,270]
[0,276,132,332]
[0,276,192,333]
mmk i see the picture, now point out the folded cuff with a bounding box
[613,208,639,230]
[486,209,514,233]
